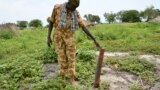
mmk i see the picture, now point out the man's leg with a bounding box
[66,39,76,84]
[57,48,68,79]
[54,36,68,79]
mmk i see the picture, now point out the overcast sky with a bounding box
[0,0,160,25]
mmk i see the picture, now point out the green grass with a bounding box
[0,28,98,89]
[0,22,160,89]
[129,82,144,90]
[106,56,159,84]
[0,28,48,89]
[0,29,17,39]
[90,23,160,54]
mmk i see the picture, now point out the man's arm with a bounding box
[47,21,53,47]
[81,26,101,50]
[47,5,57,47]
[82,26,95,41]
[77,11,101,50]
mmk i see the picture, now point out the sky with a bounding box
[0,0,160,25]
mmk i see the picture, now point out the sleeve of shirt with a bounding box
[50,5,57,24]
[77,11,85,28]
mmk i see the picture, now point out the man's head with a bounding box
[66,0,80,11]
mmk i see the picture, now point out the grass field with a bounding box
[0,22,160,90]
[92,23,160,54]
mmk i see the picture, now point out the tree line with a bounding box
[17,6,160,30]
[84,6,160,24]
[17,19,42,30]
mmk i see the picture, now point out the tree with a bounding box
[88,14,93,22]
[120,10,140,22]
[84,14,101,23]
[92,15,100,23]
[140,6,160,21]
[116,10,125,22]
[84,14,89,21]
[29,19,42,28]
[104,12,116,23]
[17,21,28,30]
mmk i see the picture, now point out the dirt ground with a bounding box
[98,52,160,90]
[43,52,160,90]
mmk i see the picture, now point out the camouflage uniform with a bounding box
[50,4,85,78]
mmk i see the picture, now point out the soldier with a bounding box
[47,0,100,84]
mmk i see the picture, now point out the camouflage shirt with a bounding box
[50,4,85,39]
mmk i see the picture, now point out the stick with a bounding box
[94,49,105,88]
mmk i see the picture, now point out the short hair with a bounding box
[68,0,80,7]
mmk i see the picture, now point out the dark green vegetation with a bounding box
[107,57,159,84]
[104,6,160,23]
[29,19,43,28]
[16,19,43,30]
[84,14,101,23]
[0,22,160,89]
[17,21,28,30]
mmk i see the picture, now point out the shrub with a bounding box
[77,48,96,61]
[17,21,28,30]
[0,29,17,39]
[37,47,57,64]
[29,19,43,28]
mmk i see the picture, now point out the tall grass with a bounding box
[0,29,17,39]
[86,23,160,54]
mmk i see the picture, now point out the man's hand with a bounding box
[94,40,101,50]
[47,37,52,47]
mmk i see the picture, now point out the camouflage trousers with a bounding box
[54,34,76,79]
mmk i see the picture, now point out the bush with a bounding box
[17,21,28,30]
[121,10,141,22]
[0,29,17,39]
[37,47,57,64]
[77,48,96,61]
[29,19,43,28]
